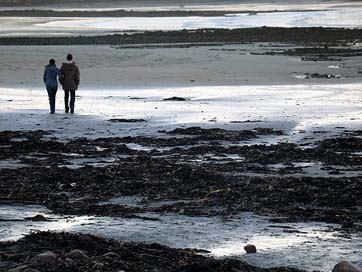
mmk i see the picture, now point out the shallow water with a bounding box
[0,203,361,271]
[0,159,29,169]
[1,1,359,12]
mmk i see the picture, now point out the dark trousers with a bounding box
[64,90,76,112]
[46,87,57,113]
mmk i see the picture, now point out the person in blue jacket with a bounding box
[43,59,62,114]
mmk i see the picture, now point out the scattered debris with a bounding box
[2,130,362,228]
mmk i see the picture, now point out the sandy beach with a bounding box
[1,1,362,272]
[1,44,362,89]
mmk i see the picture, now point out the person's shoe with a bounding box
[50,111,55,114]
[65,109,69,113]
[70,108,74,114]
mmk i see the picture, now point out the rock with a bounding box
[81,145,97,152]
[65,249,89,260]
[24,214,48,221]
[23,269,40,272]
[9,267,40,272]
[163,96,187,101]
[64,257,75,266]
[92,262,105,271]
[31,251,57,265]
[108,118,146,123]
[307,73,340,79]
[8,265,29,272]
[102,252,121,259]
[244,244,257,254]
[301,56,342,62]
[332,261,362,272]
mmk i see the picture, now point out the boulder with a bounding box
[65,249,89,260]
[332,261,362,272]
[244,244,257,254]
[31,251,57,265]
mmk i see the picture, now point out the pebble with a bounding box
[244,244,257,254]
[332,261,362,272]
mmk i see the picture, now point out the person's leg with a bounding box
[70,90,76,113]
[49,90,55,113]
[64,90,70,113]
[46,88,53,113]
[50,87,57,113]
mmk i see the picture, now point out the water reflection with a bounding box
[0,204,361,271]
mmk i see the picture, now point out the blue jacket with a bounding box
[43,65,62,90]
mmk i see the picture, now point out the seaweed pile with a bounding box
[0,27,361,46]
[1,129,362,229]
[0,231,303,272]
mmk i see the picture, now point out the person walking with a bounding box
[60,54,80,114]
[43,59,62,114]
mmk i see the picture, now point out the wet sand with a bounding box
[1,43,362,89]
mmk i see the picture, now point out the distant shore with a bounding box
[0,8,325,17]
[0,27,361,46]
[0,0,354,8]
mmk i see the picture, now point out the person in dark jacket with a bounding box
[59,54,80,114]
[43,59,62,114]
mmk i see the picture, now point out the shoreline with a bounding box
[0,8,325,17]
[0,27,361,45]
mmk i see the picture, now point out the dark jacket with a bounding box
[60,62,80,91]
[43,64,61,90]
